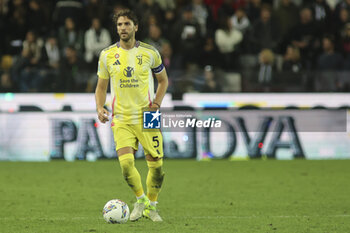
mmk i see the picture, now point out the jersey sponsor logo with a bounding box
[143,110,161,129]
[123,66,134,77]
[136,55,142,65]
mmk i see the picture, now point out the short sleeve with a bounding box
[151,49,164,74]
[97,50,109,79]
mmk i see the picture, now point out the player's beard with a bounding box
[119,32,133,42]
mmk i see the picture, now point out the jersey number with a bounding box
[153,136,159,148]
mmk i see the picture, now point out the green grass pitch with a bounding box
[0,159,349,233]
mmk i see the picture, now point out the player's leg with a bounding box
[117,147,144,199]
[113,123,149,221]
[136,128,165,221]
[143,154,164,221]
[117,147,150,221]
[145,155,165,207]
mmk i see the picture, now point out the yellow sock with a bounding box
[119,153,144,197]
[146,159,165,202]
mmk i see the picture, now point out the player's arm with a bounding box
[152,69,169,109]
[95,77,110,123]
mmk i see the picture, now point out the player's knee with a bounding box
[146,158,163,168]
[119,153,135,176]
[120,159,133,175]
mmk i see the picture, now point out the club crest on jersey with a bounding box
[115,53,120,59]
[124,66,134,77]
[136,55,142,65]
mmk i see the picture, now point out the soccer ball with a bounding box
[102,199,130,224]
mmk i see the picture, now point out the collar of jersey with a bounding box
[116,40,140,49]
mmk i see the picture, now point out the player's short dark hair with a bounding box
[113,9,138,26]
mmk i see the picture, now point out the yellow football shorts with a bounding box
[112,120,163,158]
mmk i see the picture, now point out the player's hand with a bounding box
[150,104,159,110]
[97,107,110,123]
[150,102,160,110]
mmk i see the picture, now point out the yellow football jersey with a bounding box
[97,41,164,124]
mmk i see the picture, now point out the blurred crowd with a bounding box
[1,0,350,93]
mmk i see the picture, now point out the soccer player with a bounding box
[95,10,168,222]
